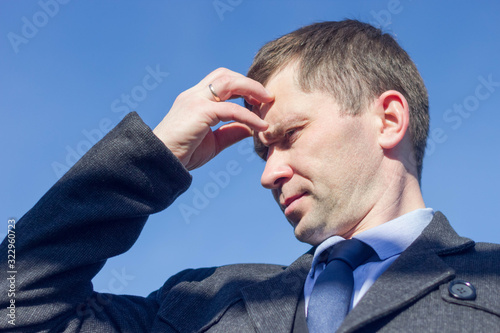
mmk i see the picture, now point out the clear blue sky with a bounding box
[1,1,499,296]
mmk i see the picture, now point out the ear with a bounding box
[375,90,410,150]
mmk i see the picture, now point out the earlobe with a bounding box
[377,90,409,150]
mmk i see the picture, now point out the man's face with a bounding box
[255,65,384,245]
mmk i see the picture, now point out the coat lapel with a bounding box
[241,249,314,333]
[337,212,475,333]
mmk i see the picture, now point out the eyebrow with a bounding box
[264,115,308,141]
[253,115,308,159]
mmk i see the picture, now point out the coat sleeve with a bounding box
[0,112,192,332]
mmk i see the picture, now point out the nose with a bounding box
[260,149,293,189]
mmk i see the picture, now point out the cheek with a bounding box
[310,126,375,179]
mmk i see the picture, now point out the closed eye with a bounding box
[285,129,297,139]
[283,128,301,146]
[254,127,302,160]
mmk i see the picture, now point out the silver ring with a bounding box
[208,84,221,102]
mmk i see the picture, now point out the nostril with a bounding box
[274,176,286,187]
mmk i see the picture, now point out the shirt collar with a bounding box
[309,208,434,276]
[355,208,434,260]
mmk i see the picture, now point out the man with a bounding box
[1,20,499,332]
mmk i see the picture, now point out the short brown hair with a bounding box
[247,20,429,181]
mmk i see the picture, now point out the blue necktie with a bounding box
[307,239,376,332]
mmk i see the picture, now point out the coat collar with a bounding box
[337,211,475,333]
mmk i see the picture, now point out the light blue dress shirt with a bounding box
[304,208,435,316]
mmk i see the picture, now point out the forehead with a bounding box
[253,72,303,141]
[252,66,339,150]
[254,64,340,124]
[255,66,307,120]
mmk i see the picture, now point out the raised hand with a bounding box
[153,68,274,170]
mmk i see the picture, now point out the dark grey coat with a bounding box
[1,113,499,332]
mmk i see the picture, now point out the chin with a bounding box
[293,223,323,246]
[287,210,327,245]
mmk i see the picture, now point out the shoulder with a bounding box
[459,240,500,258]
[149,263,286,326]
[447,241,500,270]
[474,241,500,251]
[155,263,286,300]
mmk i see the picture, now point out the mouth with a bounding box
[282,193,307,215]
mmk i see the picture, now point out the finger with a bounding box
[210,102,269,131]
[244,95,264,106]
[199,67,235,85]
[201,69,274,104]
[213,122,252,154]
[211,75,274,104]
[199,67,250,88]
[226,94,262,107]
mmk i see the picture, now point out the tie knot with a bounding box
[326,239,376,270]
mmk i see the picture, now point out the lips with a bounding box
[282,193,306,209]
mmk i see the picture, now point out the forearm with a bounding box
[0,112,191,331]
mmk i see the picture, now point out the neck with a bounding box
[343,162,425,239]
